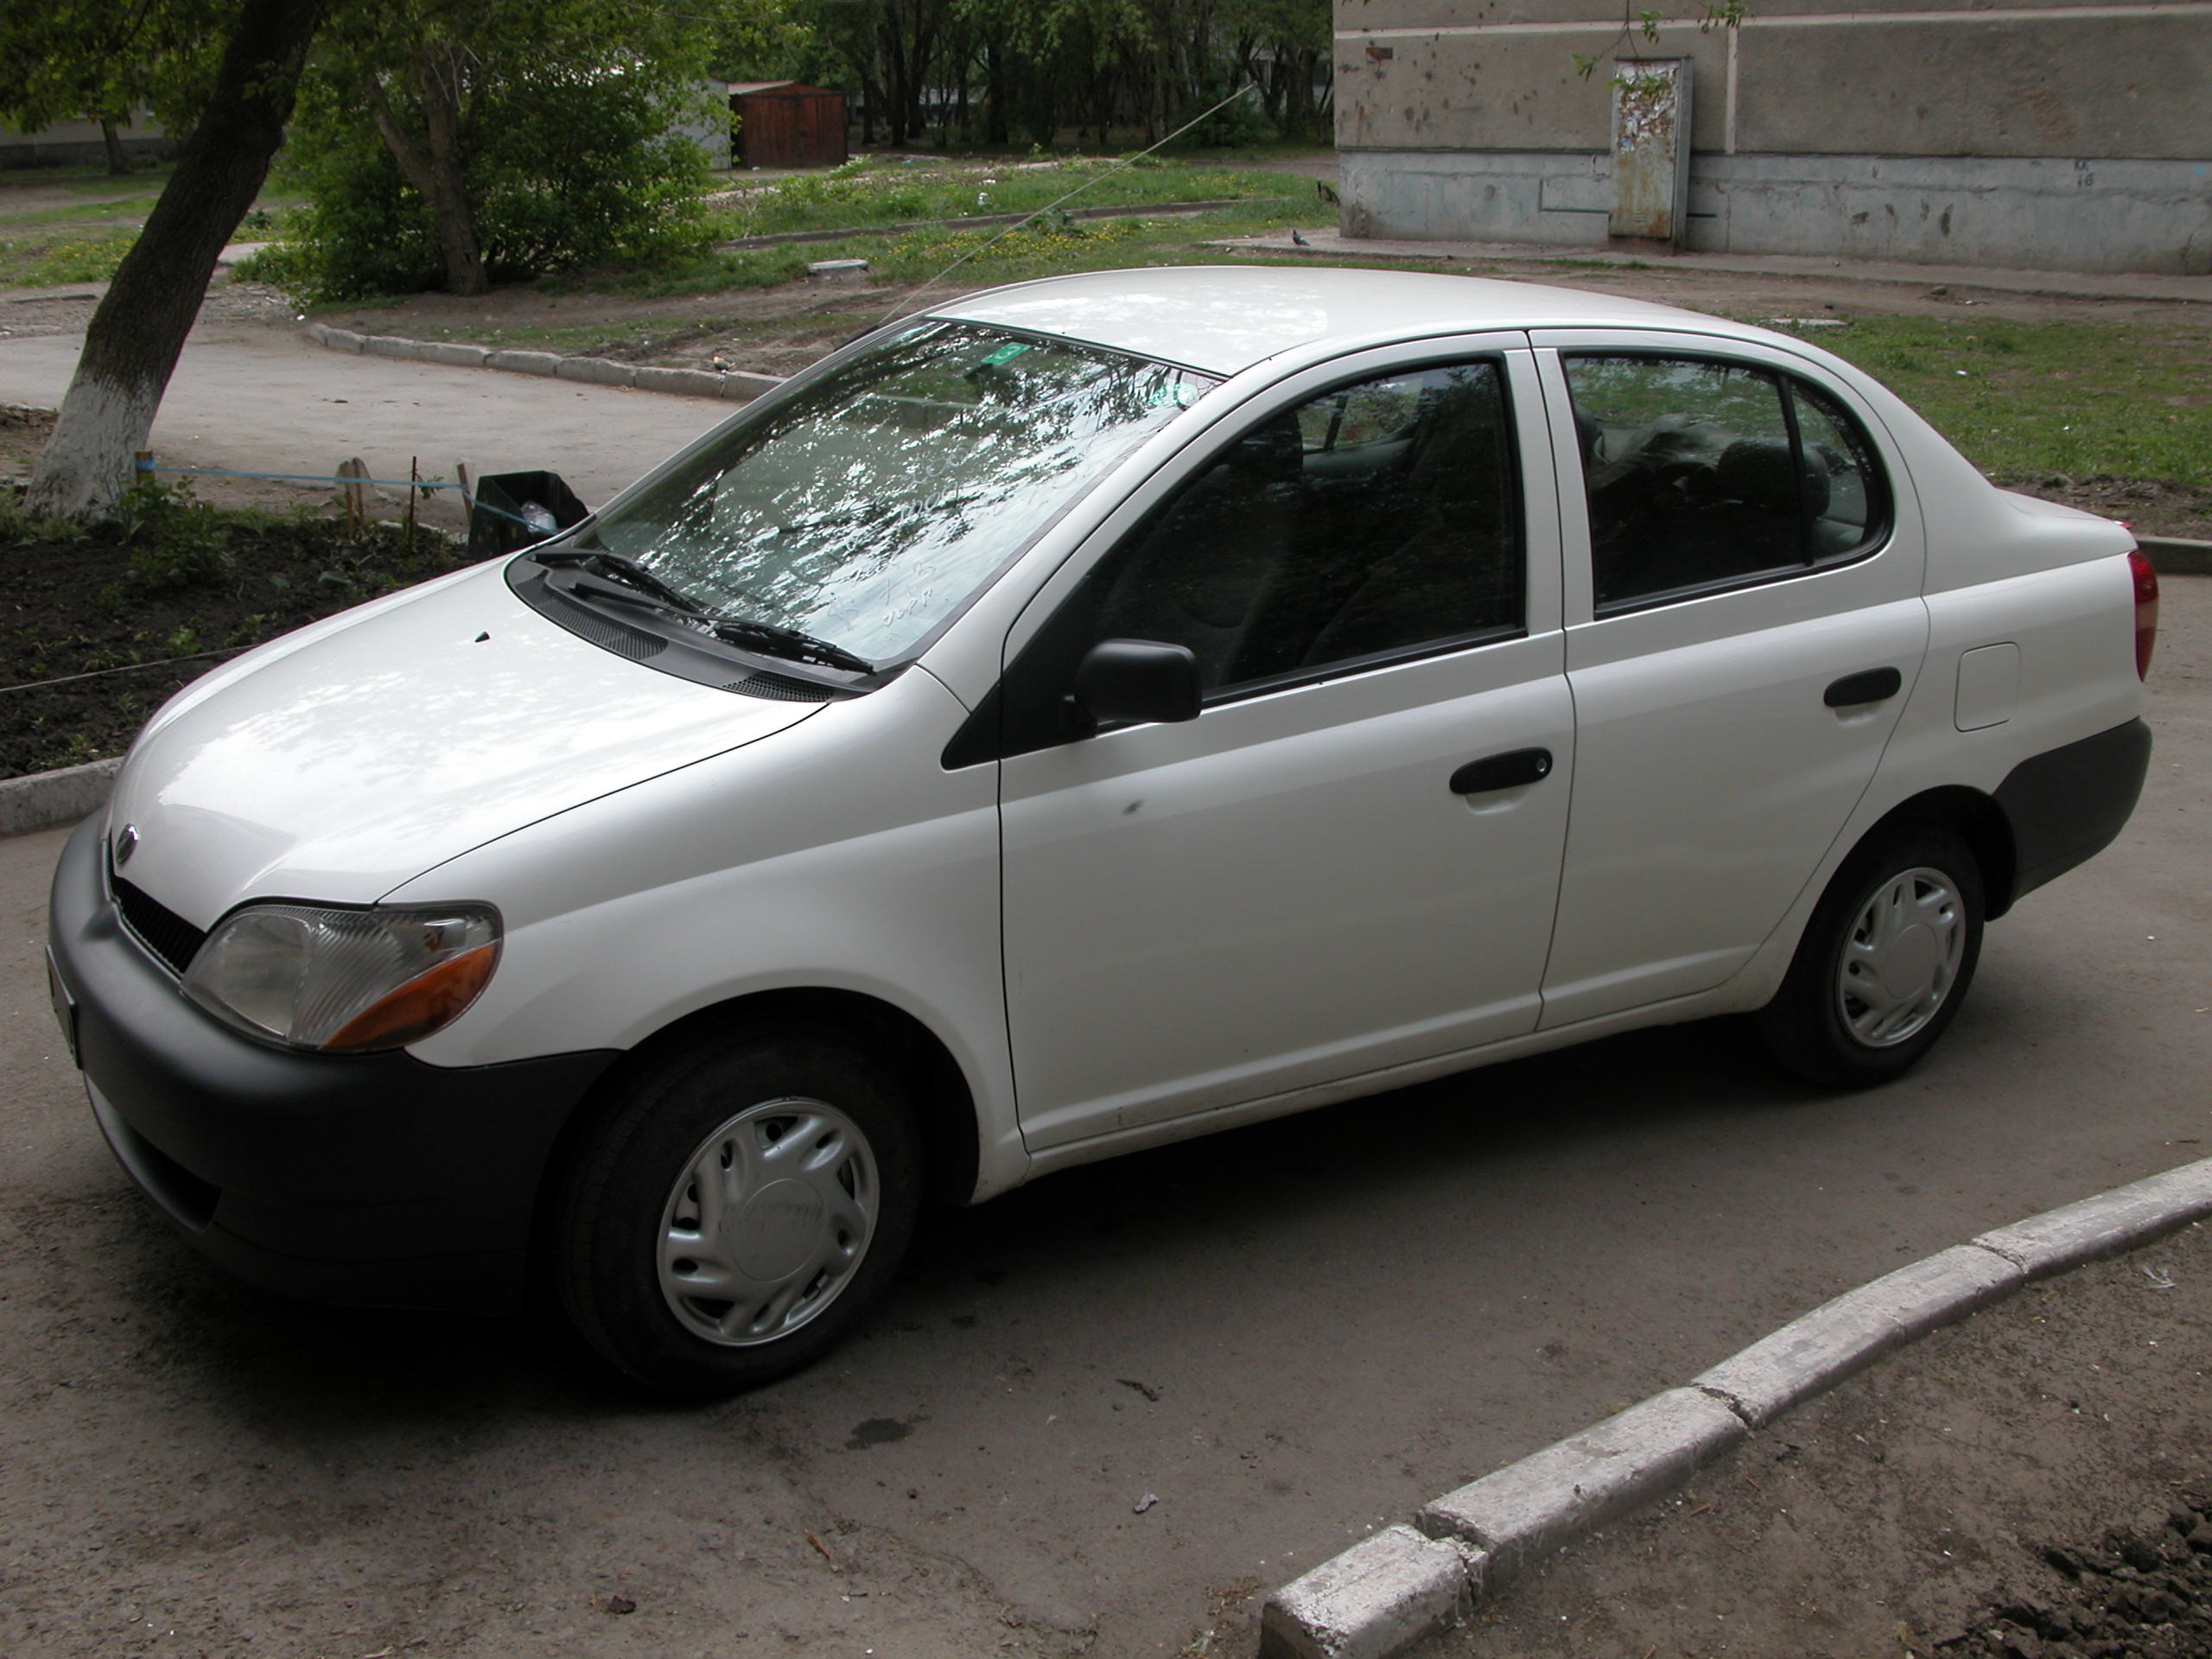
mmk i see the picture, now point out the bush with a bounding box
[264,64,715,300]
[1164,92,1278,150]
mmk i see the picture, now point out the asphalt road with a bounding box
[0,323,721,511]
[2,582,2202,1658]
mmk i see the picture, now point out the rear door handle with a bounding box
[1824,667,1903,708]
[1450,747,1554,795]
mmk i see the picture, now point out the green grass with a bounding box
[0,229,137,286]
[0,164,169,199]
[0,164,298,289]
[1805,315,2212,485]
[708,155,1317,241]
[570,194,1331,303]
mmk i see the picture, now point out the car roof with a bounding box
[931,265,1750,376]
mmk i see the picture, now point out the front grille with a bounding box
[113,876,207,976]
[728,671,831,702]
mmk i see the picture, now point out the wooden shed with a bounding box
[728,82,849,170]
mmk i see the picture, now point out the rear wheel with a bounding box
[1759,823,1985,1089]
[554,1025,922,1395]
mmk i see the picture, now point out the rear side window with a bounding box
[1564,354,1890,612]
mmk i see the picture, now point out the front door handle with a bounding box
[1450,747,1554,796]
[1824,666,1904,708]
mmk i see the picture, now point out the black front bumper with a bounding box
[47,814,620,1310]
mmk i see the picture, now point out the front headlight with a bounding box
[182,903,501,1053]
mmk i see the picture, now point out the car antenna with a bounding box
[853,83,1264,345]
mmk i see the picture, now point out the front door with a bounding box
[990,346,1575,1151]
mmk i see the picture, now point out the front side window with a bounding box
[1564,354,1890,611]
[573,322,1218,665]
[983,358,1524,758]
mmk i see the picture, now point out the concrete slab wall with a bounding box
[1341,149,2212,272]
[1336,0,2212,272]
[1337,10,2212,159]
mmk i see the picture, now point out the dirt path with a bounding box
[1413,1217,2212,1659]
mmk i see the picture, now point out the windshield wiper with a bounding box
[543,555,875,675]
[531,548,702,612]
[709,617,875,675]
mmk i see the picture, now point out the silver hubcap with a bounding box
[658,1098,879,1347]
[1836,866,1965,1048]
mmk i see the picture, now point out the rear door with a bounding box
[982,340,1575,1150]
[1532,333,1929,1027]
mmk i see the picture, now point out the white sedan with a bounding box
[48,268,2158,1394]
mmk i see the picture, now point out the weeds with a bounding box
[107,480,238,591]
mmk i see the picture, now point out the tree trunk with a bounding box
[99,118,130,175]
[365,48,485,297]
[27,0,327,518]
[982,44,1007,145]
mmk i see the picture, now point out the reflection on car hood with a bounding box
[106,560,820,922]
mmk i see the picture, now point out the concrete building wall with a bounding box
[0,114,172,170]
[1335,0,2212,272]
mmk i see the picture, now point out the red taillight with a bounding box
[2128,547,2159,680]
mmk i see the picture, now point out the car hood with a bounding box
[105,560,821,924]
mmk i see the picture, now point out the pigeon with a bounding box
[1290,228,1311,247]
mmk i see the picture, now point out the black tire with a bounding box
[1759,823,1986,1090]
[552,1023,923,1396]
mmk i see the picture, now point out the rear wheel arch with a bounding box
[1857,785,2017,918]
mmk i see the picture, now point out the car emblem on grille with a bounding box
[113,824,138,868]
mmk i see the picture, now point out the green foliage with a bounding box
[105,480,238,590]
[1162,89,1277,151]
[262,57,717,300]
[0,0,226,138]
[0,486,92,550]
[791,0,1331,149]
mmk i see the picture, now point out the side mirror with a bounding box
[1071,639,1201,733]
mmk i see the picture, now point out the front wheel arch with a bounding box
[530,988,982,1293]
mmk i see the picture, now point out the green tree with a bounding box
[0,0,215,169]
[4,0,329,516]
[280,0,767,296]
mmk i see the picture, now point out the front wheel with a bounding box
[1759,823,1986,1090]
[552,1026,922,1395]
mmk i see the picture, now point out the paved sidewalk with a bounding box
[0,322,721,512]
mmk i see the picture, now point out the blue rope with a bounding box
[130,460,543,529]
[135,461,458,490]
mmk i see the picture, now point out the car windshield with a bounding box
[570,321,1219,665]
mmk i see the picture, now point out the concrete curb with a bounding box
[1259,1155,2212,1659]
[2139,536,2212,578]
[0,756,121,836]
[1260,1527,1480,1659]
[300,322,784,404]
